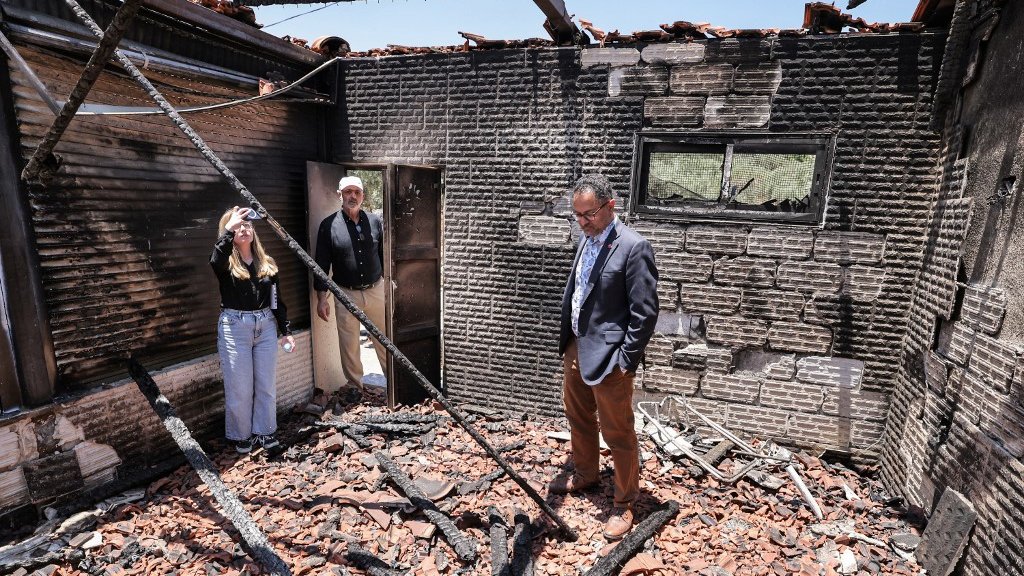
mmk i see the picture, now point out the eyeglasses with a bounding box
[238,222,254,230]
[572,200,610,221]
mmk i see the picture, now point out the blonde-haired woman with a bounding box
[211,206,296,453]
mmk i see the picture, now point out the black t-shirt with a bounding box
[313,209,384,291]
[210,231,291,335]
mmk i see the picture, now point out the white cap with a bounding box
[338,176,364,191]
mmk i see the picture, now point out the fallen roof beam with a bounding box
[532,0,585,45]
[128,359,291,576]
[583,501,680,576]
[20,0,143,182]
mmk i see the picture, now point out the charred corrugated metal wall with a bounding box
[881,1,1024,574]
[0,0,320,516]
[337,32,944,466]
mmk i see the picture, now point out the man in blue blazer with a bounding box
[549,174,659,540]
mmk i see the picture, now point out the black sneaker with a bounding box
[233,439,252,454]
[254,434,279,449]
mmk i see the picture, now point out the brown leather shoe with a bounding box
[603,508,634,540]
[547,474,598,495]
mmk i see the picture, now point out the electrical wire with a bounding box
[261,1,343,29]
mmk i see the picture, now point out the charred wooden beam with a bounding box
[510,510,535,576]
[345,543,408,576]
[583,501,680,576]
[488,506,510,576]
[688,439,735,478]
[21,0,143,182]
[62,0,577,542]
[316,509,359,544]
[532,0,586,45]
[127,359,291,576]
[0,31,60,114]
[373,450,478,563]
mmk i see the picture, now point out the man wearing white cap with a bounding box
[313,176,387,391]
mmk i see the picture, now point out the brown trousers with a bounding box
[562,338,640,508]
[335,279,387,389]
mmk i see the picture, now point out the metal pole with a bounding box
[20,0,143,182]
[0,31,61,115]
[59,0,579,542]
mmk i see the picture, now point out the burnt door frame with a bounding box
[340,162,444,408]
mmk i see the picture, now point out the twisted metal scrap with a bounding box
[53,0,578,542]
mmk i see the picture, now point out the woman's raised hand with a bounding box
[224,206,252,232]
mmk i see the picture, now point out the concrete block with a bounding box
[581,47,641,67]
[687,225,748,256]
[741,289,805,321]
[643,365,700,397]
[644,96,706,127]
[655,311,704,339]
[706,346,734,374]
[672,343,709,371]
[680,283,742,315]
[518,215,571,245]
[703,38,772,64]
[813,232,886,264]
[968,332,1018,394]
[669,63,734,95]
[760,379,824,413]
[925,350,950,395]
[73,441,121,486]
[609,66,669,97]
[776,261,842,294]
[960,285,1007,336]
[917,489,977,576]
[822,388,889,422]
[746,226,814,259]
[842,265,886,300]
[646,334,678,366]
[765,354,796,380]
[732,61,783,94]
[703,95,771,128]
[943,322,975,367]
[702,372,761,403]
[803,293,854,327]
[641,42,705,65]
[658,280,680,310]
[0,467,29,509]
[795,356,864,389]
[23,451,83,503]
[768,321,833,354]
[660,252,714,284]
[714,256,776,287]
[706,315,768,348]
[784,412,847,447]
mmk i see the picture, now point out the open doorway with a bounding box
[306,162,443,408]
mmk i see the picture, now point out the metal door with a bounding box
[384,165,443,407]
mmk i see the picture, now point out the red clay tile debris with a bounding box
[2,386,925,575]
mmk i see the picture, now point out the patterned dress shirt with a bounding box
[572,216,618,337]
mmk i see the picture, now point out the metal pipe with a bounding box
[20,0,144,182]
[0,30,60,114]
[59,0,578,543]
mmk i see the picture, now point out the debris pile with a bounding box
[188,0,259,27]
[1,387,926,575]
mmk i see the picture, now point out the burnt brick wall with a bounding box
[880,3,1024,575]
[339,32,943,460]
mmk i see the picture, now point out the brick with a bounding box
[802,293,855,327]
[646,335,678,366]
[775,260,843,294]
[784,412,848,447]
[842,265,886,300]
[713,256,776,286]
[701,372,760,403]
[643,365,700,396]
[760,379,824,413]
[851,419,885,448]
[609,66,668,97]
[660,253,714,284]
[703,38,771,64]
[795,356,865,389]
[641,43,705,65]
[644,96,705,127]
[765,354,796,380]
[673,343,711,371]
[581,47,640,67]
[668,63,734,95]
[706,315,767,348]
[22,451,83,503]
[968,332,1019,394]
[705,346,734,374]
[813,232,886,264]
[518,215,571,245]
[822,388,889,422]
[679,283,741,315]
[655,311,703,338]
[0,467,29,509]
[961,285,1007,336]
[703,95,771,128]
[732,62,783,94]
[943,322,976,367]
[658,281,680,310]
[767,321,833,354]
[686,226,748,256]
[925,350,950,395]
[746,227,814,259]
[740,289,805,321]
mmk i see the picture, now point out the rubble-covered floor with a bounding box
[5,388,924,576]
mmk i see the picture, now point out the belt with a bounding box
[343,278,380,291]
[221,307,272,318]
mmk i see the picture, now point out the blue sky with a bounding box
[254,0,923,52]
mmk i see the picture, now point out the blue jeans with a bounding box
[217,308,278,441]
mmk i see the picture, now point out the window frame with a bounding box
[629,131,836,226]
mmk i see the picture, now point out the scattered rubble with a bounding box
[1,385,925,575]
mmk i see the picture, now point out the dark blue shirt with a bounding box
[313,210,383,291]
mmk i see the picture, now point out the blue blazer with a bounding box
[559,221,659,386]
